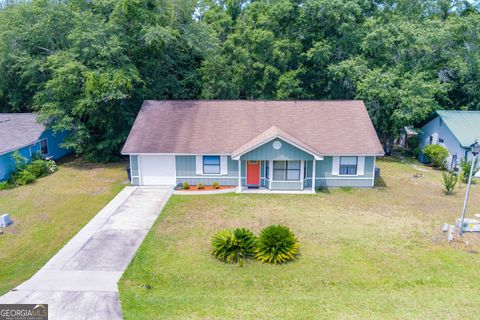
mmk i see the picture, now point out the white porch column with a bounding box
[237,159,242,193]
[300,160,305,190]
[311,159,316,193]
[269,160,273,189]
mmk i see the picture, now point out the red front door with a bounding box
[247,161,260,186]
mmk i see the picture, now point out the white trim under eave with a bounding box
[123,152,384,157]
[312,177,374,180]
[177,176,241,179]
[231,136,324,161]
[0,139,44,157]
[122,153,232,156]
[329,154,384,157]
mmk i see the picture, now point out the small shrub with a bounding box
[0,181,9,190]
[460,158,480,183]
[46,160,58,174]
[423,144,449,169]
[407,135,420,155]
[211,228,256,264]
[15,170,37,186]
[255,225,299,264]
[442,171,458,195]
[182,182,190,190]
[11,150,27,170]
[212,181,220,189]
[29,160,49,177]
[197,183,205,189]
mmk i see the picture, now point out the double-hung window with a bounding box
[39,139,48,155]
[203,156,220,174]
[273,161,301,181]
[339,156,357,175]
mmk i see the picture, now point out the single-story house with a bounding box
[121,100,384,192]
[0,113,71,181]
[418,110,480,172]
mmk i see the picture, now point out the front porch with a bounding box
[236,158,318,193]
[232,132,321,193]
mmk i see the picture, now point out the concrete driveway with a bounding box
[0,186,173,320]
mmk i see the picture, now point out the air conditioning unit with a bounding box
[0,214,13,228]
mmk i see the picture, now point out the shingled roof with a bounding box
[0,113,45,155]
[121,100,384,156]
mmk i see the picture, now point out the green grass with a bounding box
[0,158,127,295]
[119,157,480,319]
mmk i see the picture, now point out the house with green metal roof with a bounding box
[418,110,480,172]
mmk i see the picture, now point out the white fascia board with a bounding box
[0,141,38,157]
[122,153,232,156]
[325,154,384,157]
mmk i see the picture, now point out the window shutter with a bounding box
[221,156,228,175]
[332,157,340,175]
[357,156,365,175]
[196,156,203,174]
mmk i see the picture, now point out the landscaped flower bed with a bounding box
[175,183,235,191]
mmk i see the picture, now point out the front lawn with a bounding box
[0,158,127,295]
[119,157,480,319]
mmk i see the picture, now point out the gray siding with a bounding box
[303,156,375,188]
[176,155,239,177]
[271,181,303,190]
[316,178,374,188]
[315,156,374,178]
[175,155,239,186]
[241,139,314,161]
[173,154,376,189]
[177,177,238,186]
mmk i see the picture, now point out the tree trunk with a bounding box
[382,133,394,156]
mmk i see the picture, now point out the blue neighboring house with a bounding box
[418,110,480,173]
[0,113,71,181]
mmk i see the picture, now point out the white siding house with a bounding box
[418,111,480,174]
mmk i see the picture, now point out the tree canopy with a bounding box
[0,0,479,159]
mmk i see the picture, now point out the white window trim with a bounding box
[39,138,49,155]
[129,155,140,184]
[197,155,228,176]
[220,155,228,175]
[264,160,269,182]
[337,156,361,177]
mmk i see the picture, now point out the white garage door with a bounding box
[140,155,176,185]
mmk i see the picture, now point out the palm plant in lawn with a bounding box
[211,228,256,264]
[255,225,299,264]
[442,171,458,195]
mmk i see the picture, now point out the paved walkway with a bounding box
[0,186,173,320]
